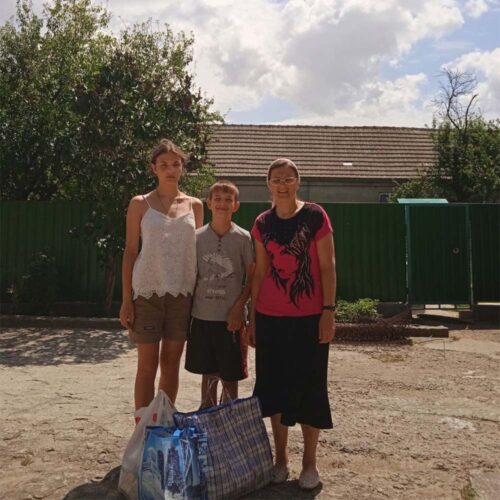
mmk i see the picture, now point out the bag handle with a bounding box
[201,376,233,408]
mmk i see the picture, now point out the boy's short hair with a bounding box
[207,180,240,202]
[151,139,189,165]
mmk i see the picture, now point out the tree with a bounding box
[390,174,442,201]
[0,0,110,199]
[1,0,222,312]
[73,22,221,311]
[392,69,500,203]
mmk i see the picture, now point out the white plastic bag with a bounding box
[118,390,176,499]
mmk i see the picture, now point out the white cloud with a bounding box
[465,0,489,18]
[106,0,286,114]
[273,0,462,116]
[103,0,466,121]
[447,48,500,117]
[275,73,432,126]
[3,0,492,126]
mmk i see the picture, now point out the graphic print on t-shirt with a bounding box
[200,251,235,300]
[260,205,324,307]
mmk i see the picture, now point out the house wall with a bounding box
[222,177,397,203]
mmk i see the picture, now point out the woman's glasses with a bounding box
[269,177,298,186]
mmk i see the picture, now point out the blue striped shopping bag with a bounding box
[174,396,273,500]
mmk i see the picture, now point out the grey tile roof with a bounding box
[207,124,436,179]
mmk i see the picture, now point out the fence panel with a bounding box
[324,204,406,302]
[408,205,471,305]
[0,201,109,302]
[470,204,500,302]
[219,202,407,302]
[2,201,498,305]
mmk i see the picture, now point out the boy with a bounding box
[185,180,254,406]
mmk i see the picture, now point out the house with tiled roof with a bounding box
[206,124,436,202]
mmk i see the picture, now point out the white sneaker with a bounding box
[298,468,320,490]
[271,464,289,484]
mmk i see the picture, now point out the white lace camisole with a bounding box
[131,195,197,300]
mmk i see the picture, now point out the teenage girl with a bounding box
[119,139,203,422]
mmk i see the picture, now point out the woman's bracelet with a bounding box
[322,305,336,312]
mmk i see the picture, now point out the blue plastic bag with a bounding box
[139,425,208,500]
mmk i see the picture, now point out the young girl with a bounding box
[119,139,203,422]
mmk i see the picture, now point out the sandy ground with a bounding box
[0,325,499,500]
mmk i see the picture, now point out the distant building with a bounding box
[207,124,436,202]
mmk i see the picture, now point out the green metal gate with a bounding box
[407,205,472,304]
[470,204,500,302]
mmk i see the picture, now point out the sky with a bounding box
[1,0,499,127]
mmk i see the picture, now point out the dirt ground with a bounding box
[0,325,499,500]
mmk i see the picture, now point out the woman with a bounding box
[248,158,336,490]
[119,139,203,422]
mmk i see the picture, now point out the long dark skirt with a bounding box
[253,312,333,429]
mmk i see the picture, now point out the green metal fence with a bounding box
[406,205,472,304]
[231,202,407,302]
[470,204,500,302]
[1,201,107,301]
[1,201,498,305]
[322,204,406,302]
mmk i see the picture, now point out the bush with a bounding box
[13,251,58,315]
[336,298,381,323]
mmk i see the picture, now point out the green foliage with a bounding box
[391,70,500,203]
[392,118,500,203]
[71,18,222,267]
[13,251,58,314]
[390,174,442,201]
[336,298,381,323]
[181,164,217,199]
[430,118,500,202]
[1,1,222,310]
[0,0,110,200]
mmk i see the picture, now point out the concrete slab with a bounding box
[422,338,500,359]
[405,324,449,337]
[1,315,449,339]
[469,470,500,500]
[417,311,473,324]
[474,304,500,323]
[0,314,121,329]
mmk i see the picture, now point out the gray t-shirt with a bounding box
[192,223,254,321]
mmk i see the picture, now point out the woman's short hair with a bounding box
[267,158,300,181]
[151,139,189,165]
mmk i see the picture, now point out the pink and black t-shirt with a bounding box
[251,202,333,317]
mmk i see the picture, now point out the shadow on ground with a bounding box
[64,466,125,499]
[63,466,323,499]
[0,327,132,367]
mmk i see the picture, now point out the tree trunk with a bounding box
[104,253,116,316]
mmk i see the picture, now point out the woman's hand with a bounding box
[247,319,256,348]
[119,299,135,329]
[319,310,336,344]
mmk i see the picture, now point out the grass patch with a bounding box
[379,353,407,363]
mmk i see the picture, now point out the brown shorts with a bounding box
[129,293,192,344]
